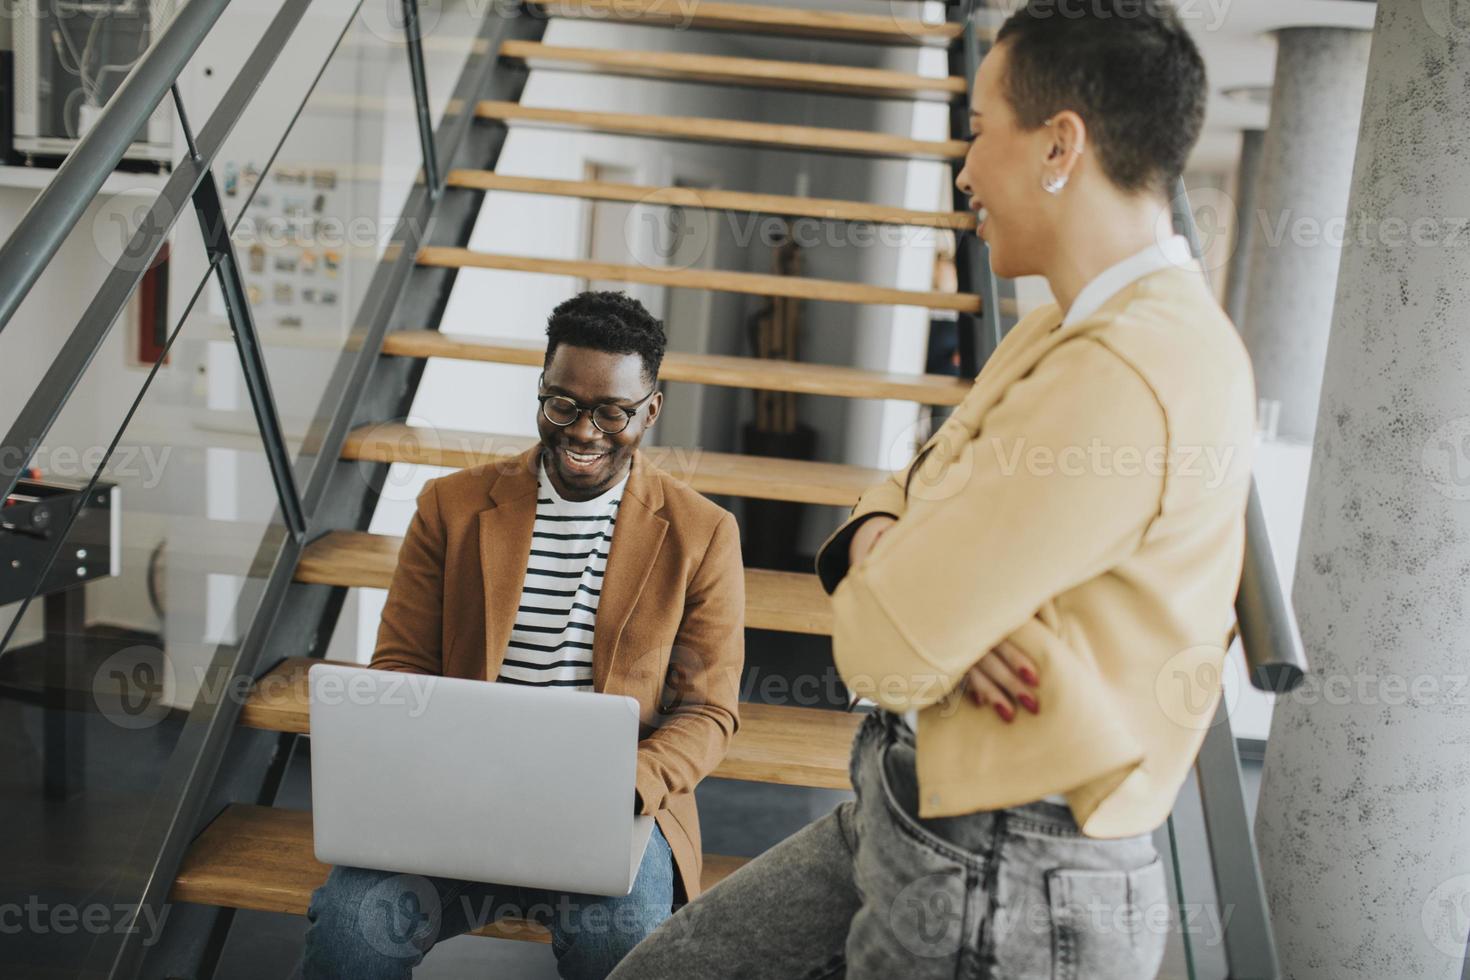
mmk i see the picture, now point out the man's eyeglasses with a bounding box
[536,374,658,436]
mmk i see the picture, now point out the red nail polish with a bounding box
[1019,667,1039,687]
[994,701,1014,723]
[1017,693,1039,715]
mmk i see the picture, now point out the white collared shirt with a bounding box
[1061,234,1194,328]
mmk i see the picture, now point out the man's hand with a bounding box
[848,514,897,566]
[965,640,1040,723]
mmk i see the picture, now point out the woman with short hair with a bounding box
[611,1,1255,976]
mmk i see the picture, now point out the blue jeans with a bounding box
[610,713,1168,979]
[298,824,674,980]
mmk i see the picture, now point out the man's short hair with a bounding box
[995,0,1207,196]
[544,291,667,383]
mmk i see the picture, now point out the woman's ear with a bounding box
[1041,109,1088,191]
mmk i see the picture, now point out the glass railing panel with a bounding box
[0,175,167,446]
[0,247,289,975]
[178,3,421,494]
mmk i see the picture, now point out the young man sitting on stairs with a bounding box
[298,291,746,980]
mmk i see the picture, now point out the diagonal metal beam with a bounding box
[0,0,235,336]
[192,173,308,540]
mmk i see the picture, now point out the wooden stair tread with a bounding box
[501,40,965,100]
[239,658,862,790]
[384,331,972,405]
[417,247,980,314]
[444,170,975,231]
[296,531,834,635]
[171,805,746,942]
[342,423,886,507]
[524,0,967,46]
[474,101,968,161]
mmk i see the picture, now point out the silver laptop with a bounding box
[308,663,655,896]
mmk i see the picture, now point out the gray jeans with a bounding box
[609,711,1168,979]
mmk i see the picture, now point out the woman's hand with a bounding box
[848,514,897,566]
[966,640,1040,723]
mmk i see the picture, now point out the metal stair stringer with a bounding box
[131,11,548,979]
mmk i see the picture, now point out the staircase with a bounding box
[0,0,1292,976]
[154,0,1003,960]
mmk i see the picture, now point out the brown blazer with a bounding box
[370,446,745,902]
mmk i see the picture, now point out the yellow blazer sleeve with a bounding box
[831,338,1167,711]
[813,459,913,593]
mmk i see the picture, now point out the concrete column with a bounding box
[1238,28,1371,442]
[1255,2,1470,978]
[1224,129,1264,326]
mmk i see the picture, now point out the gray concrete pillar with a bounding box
[1255,2,1470,978]
[1224,129,1264,326]
[1238,28,1371,442]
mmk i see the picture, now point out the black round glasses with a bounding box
[536,373,658,435]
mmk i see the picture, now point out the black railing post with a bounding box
[401,0,443,197]
[947,0,1004,376]
[193,174,309,541]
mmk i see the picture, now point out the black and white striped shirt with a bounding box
[496,461,627,690]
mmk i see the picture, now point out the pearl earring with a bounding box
[1043,173,1068,194]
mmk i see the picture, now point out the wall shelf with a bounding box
[0,165,169,197]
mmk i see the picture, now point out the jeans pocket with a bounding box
[1045,857,1168,980]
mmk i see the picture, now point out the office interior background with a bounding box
[0,0,1465,977]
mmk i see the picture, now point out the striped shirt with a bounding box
[496,460,628,690]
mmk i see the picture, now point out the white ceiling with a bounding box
[738,0,1381,175]
[1180,0,1377,171]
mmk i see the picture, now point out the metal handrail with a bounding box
[1170,185,1310,693]
[0,0,233,336]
